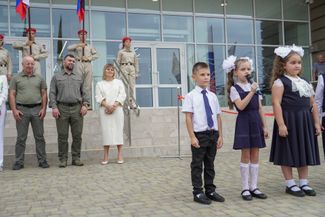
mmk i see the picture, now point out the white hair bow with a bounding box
[222,55,237,73]
[274,44,304,59]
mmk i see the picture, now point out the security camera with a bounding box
[305,0,314,4]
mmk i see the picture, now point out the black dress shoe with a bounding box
[206,191,225,202]
[59,161,67,168]
[72,160,84,166]
[193,192,212,205]
[39,161,50,168]
[250,188,267,199]
[285,185,305,197]
[241,189,253,201]
[12,163,24,170]
[300,185,316,196]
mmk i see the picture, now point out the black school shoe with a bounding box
[300,185,316,196]
[39,160,50,168]
[250,188,267,199]
[206,191,225,202]
[285,185,305,197]
[241,189,253,201]
[193,192,212,205]
[12,162,24,170]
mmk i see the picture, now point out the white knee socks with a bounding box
[240,163,250,195]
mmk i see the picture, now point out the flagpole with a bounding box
[82,0,85,57]
[28,6,32,55]
[82,17,85,57]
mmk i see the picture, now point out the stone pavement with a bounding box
[1,148,325,217]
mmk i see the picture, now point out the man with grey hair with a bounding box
[9,56,49,170]
[313,53,325,81]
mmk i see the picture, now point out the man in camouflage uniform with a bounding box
[12,28,48,75]
[0,34,12,80]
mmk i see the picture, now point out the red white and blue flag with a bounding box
[16,0,30,20]
[76,0,85,23]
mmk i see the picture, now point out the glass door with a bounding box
[134,43,186,108]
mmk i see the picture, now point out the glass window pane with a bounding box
[91,0,125,8]
[128,0,160,11]
[157,48,181,84]
[284,22,309,46]
[91,11,126,40]
[0,5,8,35]
[302,48,311,81]
[226,0,253,17]
[135,47,152,85]
[163,16,193,42]
[283,0,308,20]
[9,0,48,2]
[158,88,178,107]
[195,17,224,43]
[128,13,161,41]
[52,0,80,5]
[257,46,275,94]
[91,42,120,77]
[255,0,281,19]
[187,44,195,91]
[195,0,223,15]
[256,20,282,45]
[10,7,50,37]
[227,19,253,44]
[3,44,19,77]
[162,0,193,12]
[197,45,225,95]
[52,9,89,39]
[227,45,255,67]
[52,39,79,73]
[136,88,153,107]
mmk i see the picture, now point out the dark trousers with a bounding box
[56,104,83,162]
[191,130,218,195]
[15,105,47,165]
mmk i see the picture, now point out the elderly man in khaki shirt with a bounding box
[0,34,12,80]
[12,28,48,75]
[116,36,139,109]
[67,30,97,108]
[9,56,49,170]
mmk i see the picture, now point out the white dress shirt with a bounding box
[182,86,221,132]
[230,82,263,102]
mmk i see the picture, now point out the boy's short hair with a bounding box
[192,62,209,75]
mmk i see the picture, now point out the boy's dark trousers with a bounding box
[191,130,218,195]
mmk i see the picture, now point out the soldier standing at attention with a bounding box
[67,30,98,108]
[0,34,13,80]
[116,37,139,109]
[12,28,48,76]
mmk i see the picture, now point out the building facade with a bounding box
[0,0,311,107]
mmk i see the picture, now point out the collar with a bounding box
[195,85,208,94]
[62,69,75,75]
[21,71,35,77]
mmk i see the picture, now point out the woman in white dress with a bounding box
[0,74,8,171]
[95,64,126,165]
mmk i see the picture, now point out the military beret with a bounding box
[122,37,132,43]
[25,28,36,33]
[78,29,88,35]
